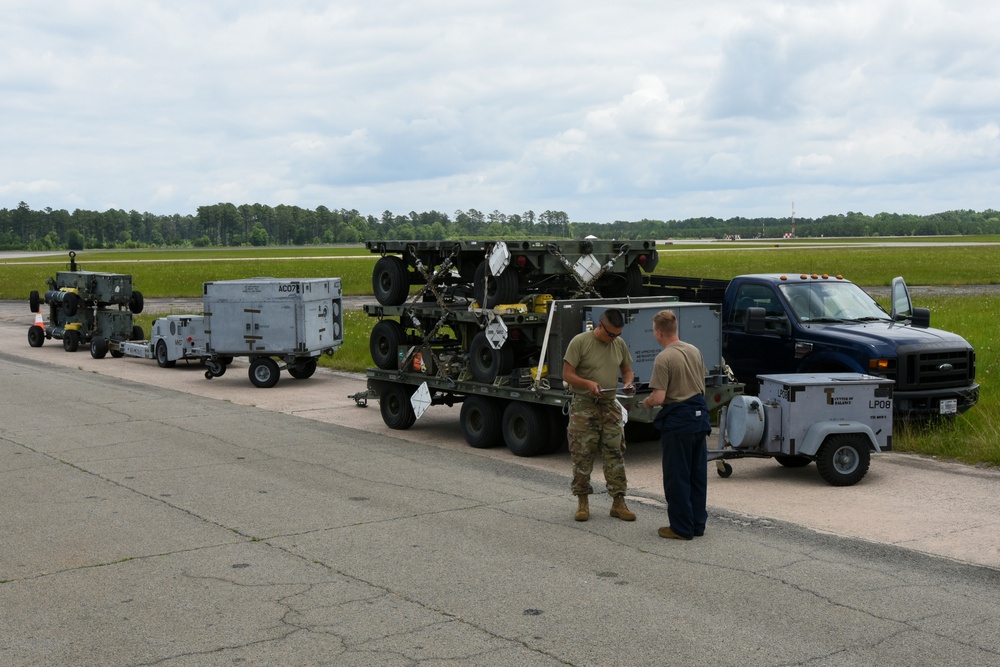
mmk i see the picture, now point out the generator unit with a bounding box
[721,373,894,486]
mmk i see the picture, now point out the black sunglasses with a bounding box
[600,322,622,338]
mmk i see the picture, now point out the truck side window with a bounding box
[732,286,780,324]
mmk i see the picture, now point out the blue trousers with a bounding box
[661,430,708,539]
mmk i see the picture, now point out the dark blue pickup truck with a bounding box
[645,273,979,418]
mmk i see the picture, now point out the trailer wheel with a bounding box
[717,461,733,478]
[90,336,108,359]
[155,340,176,368]
[503,402,550,457]
[473,260,518,308]
[28,326,45,348]
[288,358,317,379]
[370,320,405,370]
[129,290,144,314]
[373,256,409,306]
[380,384,416,430]
[131,325,144,341]
[63,330,80,352]
[816,434,870,486]
[63,292,79,317]
[111,348,125,358]
[469,331,513,383]
[30,290,40,314]
[249,357,280,388]
[460,396,504,448]
[775,455,811,468]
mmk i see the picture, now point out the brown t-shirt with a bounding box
[564,330,633,401]
[649,340,706,403]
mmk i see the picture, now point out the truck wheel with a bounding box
[63,330,80,352]
[380,384,416,430]
[249,357,280,388]
[28,326,45,348]
[469,331,513,383]
[129,290,144,314]
[30,290,40,314]
[370,320,405,370]
[155,340,176,368]
[288,358,317,379]
[372,256,409,306]
[503,402,550,457]
[473,260,518,308]
[90,336,108,359]
[816,434,870,486]
[460,396,504,448]
[775,455,811,468]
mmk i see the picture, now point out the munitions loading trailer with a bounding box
[27,252,145,355]
[359,239,742,457]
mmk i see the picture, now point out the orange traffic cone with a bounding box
[33,310,45,331]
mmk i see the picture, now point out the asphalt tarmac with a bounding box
[2,304,1000,665]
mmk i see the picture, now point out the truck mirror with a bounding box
[911,307,930,328]
[890,276,912,321]
[745,307,767,334]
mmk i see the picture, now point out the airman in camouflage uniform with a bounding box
[562,309,637,522]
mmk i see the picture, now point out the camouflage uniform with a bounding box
[568,397,627,497]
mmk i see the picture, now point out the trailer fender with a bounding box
[798,421,881,457]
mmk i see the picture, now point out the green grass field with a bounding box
[5,241,999,466]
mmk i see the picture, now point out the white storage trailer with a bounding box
[111,277,344,388]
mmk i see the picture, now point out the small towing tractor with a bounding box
[27,251,145,355]
[107,277,344,388]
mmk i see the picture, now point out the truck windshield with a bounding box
[779,282,891,323]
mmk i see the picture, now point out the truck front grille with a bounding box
[896,344,975,391]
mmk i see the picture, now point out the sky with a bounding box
[3,1,999,223]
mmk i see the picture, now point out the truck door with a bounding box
[722,283,798,391]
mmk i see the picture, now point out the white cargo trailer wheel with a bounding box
[249,357,280,388]
[288,358,317,379]
[155,340,175,368]
[815,434,871,486]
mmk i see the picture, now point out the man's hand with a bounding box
[622,383,636,396]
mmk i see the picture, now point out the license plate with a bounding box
[939,399,957,415]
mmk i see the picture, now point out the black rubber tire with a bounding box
[370,319,405,370]
[459,396,505,448]
[288,358,317,379]
[29,290,40,314]
[380,383,416,430]
[28,326,45,348]
[90,336,108,359]
[249,357,280,388]
[717,461,734,478]
[63,293,79,317]
[131,325,144,341]
[473,260,519,308]
[775,455,812,468]
[502,402,550,457]
[155,340,176,368]
[815,434,871,486]
[63,330,80,352]
[110,349,125,358]
[469,331,513,383]
[372,256,409,306]
[129,290,144,314]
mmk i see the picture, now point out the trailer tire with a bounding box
[288,358,317,379]
[469,331,513,383]
[155,340,176,368]
[28,326,45,348]
[129,290,144,314]
[503,402,550,457]
[816,434,870,486]
[249,357,280,388]
[370,320,406,370]
[717,461,733,478]
[90,336,108,359]
[373,256,409,306]
[460,396,504,448]
[775,455,811,468]
[111,348,125,358]
[380,384,416,430]
[473,260,518,308]
[63,330,80,352]
[63,293,79,317]
[30,290,40,314]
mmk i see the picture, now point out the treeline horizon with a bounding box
[2,200,999,251]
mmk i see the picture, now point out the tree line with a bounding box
[2,201,999,251]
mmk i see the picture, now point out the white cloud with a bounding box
[2,1,999,222]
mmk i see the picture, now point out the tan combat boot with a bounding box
[574,495,590,522]
[610,495,636,521]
